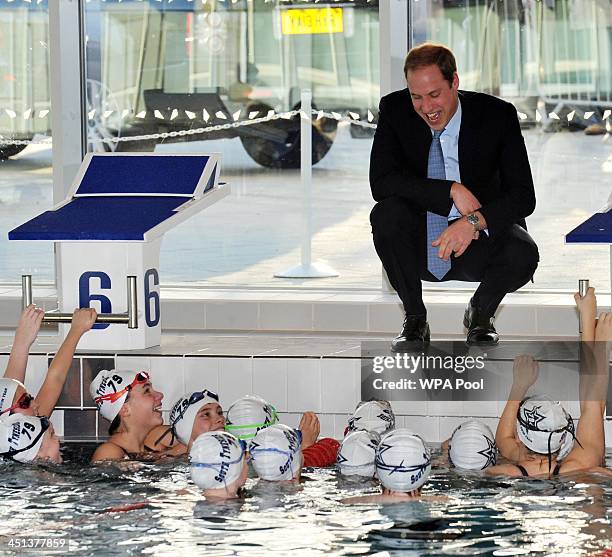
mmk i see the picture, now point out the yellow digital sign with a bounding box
[281,8,344,36]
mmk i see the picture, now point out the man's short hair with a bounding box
[404,43,457,85]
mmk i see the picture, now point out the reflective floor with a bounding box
[0,125,609,291]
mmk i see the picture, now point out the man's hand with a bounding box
[432,218,475,260]
[450,182,481,215]
[299,411,320,450]
[14,304,44,348]
[68,308,98,337]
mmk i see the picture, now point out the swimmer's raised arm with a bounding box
[3,305,44,382]
[35,308,97,417]
[495,355,539,462]
[563,312,611,471]
[575,287,597,342]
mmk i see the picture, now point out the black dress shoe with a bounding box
[463,299,499,346]
[391,315,430,352]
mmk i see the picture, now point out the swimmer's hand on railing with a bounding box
[67,308,98,338]
[14,304,45,348]
[574,287,596,322]
[21,275,138,329]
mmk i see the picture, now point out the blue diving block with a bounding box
[10,153,225,242]
[9,153,229,350]
[565,196,612,293]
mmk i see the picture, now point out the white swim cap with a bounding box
[337,430,380,477]
[448,420,497,470]
[517,396,574,457]
[375,429,431,492]
[0,378,22,415]
[348,400,395,435]
[249,424,302,481]
[190,431,246,490]
[0,414,50,463]
[225,395,278,440]
[168,390,220,445]
[90,370,150,422]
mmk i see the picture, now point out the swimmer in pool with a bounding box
[90,369,165,463]
[147,389,224,454]
[344,400,396,437]
[437,420,497,470]
[487,287,611,478]
[0,307,97,419]
[249,423,303,483]
[225,394,339,467]
[190,431,249,500]
[336,429,380,478]
[0,413,62,464]
[343,429,445,504]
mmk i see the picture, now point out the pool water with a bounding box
[0,445,610,556]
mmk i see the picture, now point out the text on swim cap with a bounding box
[215,461,230,483]
[9,421,36,446]
[170,398,190,424]
[97,374,124,396]
[0,387,9,408]
[216,434,232,459]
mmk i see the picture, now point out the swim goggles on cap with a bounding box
[0,392,34,417]
[0,416,50,460]
[175,390,219,422]
[94,371,150,405]
[224,405,279,439]
[155,389,220,446]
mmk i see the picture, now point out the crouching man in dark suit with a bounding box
[370,43,539,351]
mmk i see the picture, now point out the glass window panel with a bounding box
[410,0,611,291]
[0,0,54,283]
[84,0,380,288]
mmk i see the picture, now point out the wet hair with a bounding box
[108,391,131,435]
[108,415,121,436]
[404,42,457,86]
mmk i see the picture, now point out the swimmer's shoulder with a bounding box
[586,466,612,477]
[484,463,522,477]
[144,425,187,455]
[91,441,128,463]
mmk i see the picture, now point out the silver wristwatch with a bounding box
[466,213,481,231]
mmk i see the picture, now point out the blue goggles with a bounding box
[155,389,220,446]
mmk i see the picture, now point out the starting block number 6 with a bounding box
[79,269,160,330]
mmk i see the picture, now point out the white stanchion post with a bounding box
[275,89,339,279]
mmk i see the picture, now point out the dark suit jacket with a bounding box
[369,89,536,237]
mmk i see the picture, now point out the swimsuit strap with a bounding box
[516,464,529,477]
[107,441,138,459]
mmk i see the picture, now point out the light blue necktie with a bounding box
[426,130,451,279]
